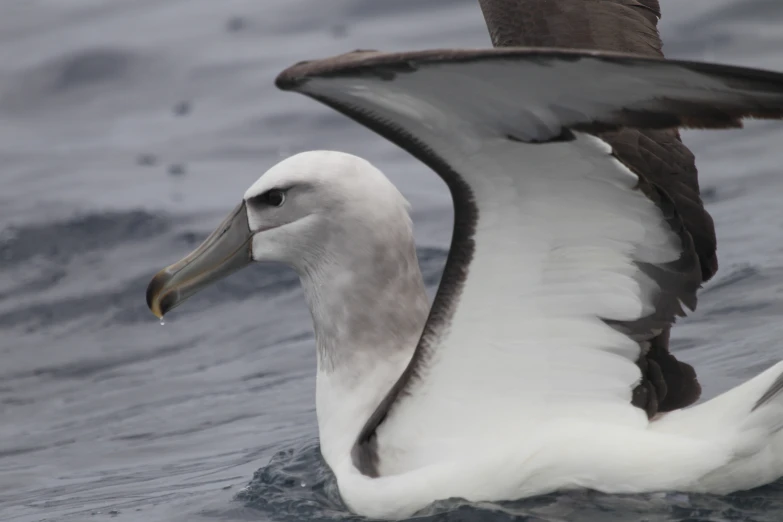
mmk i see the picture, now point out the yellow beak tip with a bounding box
[146,270,170,320]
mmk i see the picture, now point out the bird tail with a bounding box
[651,361,783,493]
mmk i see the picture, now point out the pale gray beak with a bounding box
[146,202,253,318]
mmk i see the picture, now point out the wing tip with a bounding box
[275,68,305,91]
[276,49,389,91]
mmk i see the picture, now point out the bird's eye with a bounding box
[264,189,286,207]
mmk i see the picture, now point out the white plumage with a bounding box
[272,50,783,518]
[267,143,783,519]
[147,47,783,520]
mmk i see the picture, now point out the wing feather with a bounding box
[477,1,713,415]
[479,0,663,55]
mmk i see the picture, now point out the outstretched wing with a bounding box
[276,48,783,477]
[479,0,715,415]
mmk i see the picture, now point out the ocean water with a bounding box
[1,1,783,521]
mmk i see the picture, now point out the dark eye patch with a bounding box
[248,188,287,208]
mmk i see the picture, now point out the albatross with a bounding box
[146,0,783,518]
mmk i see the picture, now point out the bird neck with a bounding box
[298,233,429,465]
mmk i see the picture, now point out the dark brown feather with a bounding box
[477,0,710,416]
[479,0,663,55]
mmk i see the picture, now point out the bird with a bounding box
[146,0,783,518]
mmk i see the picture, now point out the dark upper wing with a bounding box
[479,0,664,56]
[478,0,713,414]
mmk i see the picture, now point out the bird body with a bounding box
[145,1,783,518]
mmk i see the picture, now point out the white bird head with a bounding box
[146,150,413,319]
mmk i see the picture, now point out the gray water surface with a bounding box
[2,1,783,521]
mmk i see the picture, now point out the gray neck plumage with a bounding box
[297,222,429,463]
[298,227,429,376]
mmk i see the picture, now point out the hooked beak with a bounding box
[146,202,253,319]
